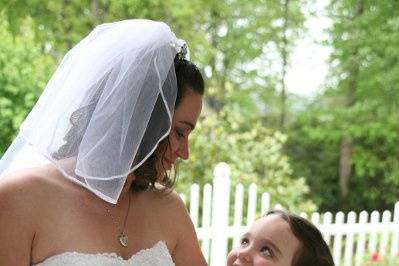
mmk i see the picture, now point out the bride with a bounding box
[0,19,207,266]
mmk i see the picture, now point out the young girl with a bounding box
[227,210,335,266]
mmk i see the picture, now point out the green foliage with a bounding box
[200,0,306,110]
[286,105,342,211]
[286,1,399,212]
[328,0,399,104]
[0,0,306,112]
[0,0,209,62]
[0,18,55,155]
[177,107,316,213]
[287,100,399,212]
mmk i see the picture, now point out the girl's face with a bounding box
[227,214,301,266]
[162,88,202,170]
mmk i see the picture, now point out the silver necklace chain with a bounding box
[105,192,131,247]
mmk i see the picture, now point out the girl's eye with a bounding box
[260,246,273,258]
[240,238,249,247]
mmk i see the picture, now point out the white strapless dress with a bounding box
[32,241,175,266]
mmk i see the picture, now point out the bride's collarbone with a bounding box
[32,191,176,263]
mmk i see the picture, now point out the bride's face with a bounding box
[160,88,202,172]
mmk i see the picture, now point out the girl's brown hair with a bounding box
[266,210,335,266]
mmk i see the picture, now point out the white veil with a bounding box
[0,19,187,204]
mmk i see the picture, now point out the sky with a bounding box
[285,0,332,97]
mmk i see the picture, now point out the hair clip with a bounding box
[171,39,190,60]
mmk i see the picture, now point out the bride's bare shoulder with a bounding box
[143,188,186,210]
[140,188,193,228]
[0,166,66,264]
[0,165,69,211]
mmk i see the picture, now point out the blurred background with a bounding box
[0,0,398,214]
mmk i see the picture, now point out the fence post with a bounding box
[322,212,333,247]
[201,183,212,262]
[311,212,320,225]
[390,202,399,256]
[344,211,356,266]
[333,212,345,266]
[261,192,270,215]
[210,162,231,266]
[233,184,244,248]
[369,211,380,253]
[379,210,391,256]
[190,184,200,227]
[355,211,368,266]
[247,184,257,225]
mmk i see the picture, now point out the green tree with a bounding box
[286,0,399,212]
[0,0,306,118]
[0,18,55,155]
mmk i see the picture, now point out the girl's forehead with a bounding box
[250,215,296,245]
[250,215,302,262]
[253,214,289,231]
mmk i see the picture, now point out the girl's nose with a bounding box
[236,247,252,263]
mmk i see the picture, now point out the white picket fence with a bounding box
[180,162,399,266]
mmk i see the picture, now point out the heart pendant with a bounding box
[119,233,129,247]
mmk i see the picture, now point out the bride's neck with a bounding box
[117,173,135,203]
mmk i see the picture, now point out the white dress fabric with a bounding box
[32,241,175,266]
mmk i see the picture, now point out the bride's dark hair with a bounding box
[131,57,204,191]
[53,56,204,192]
